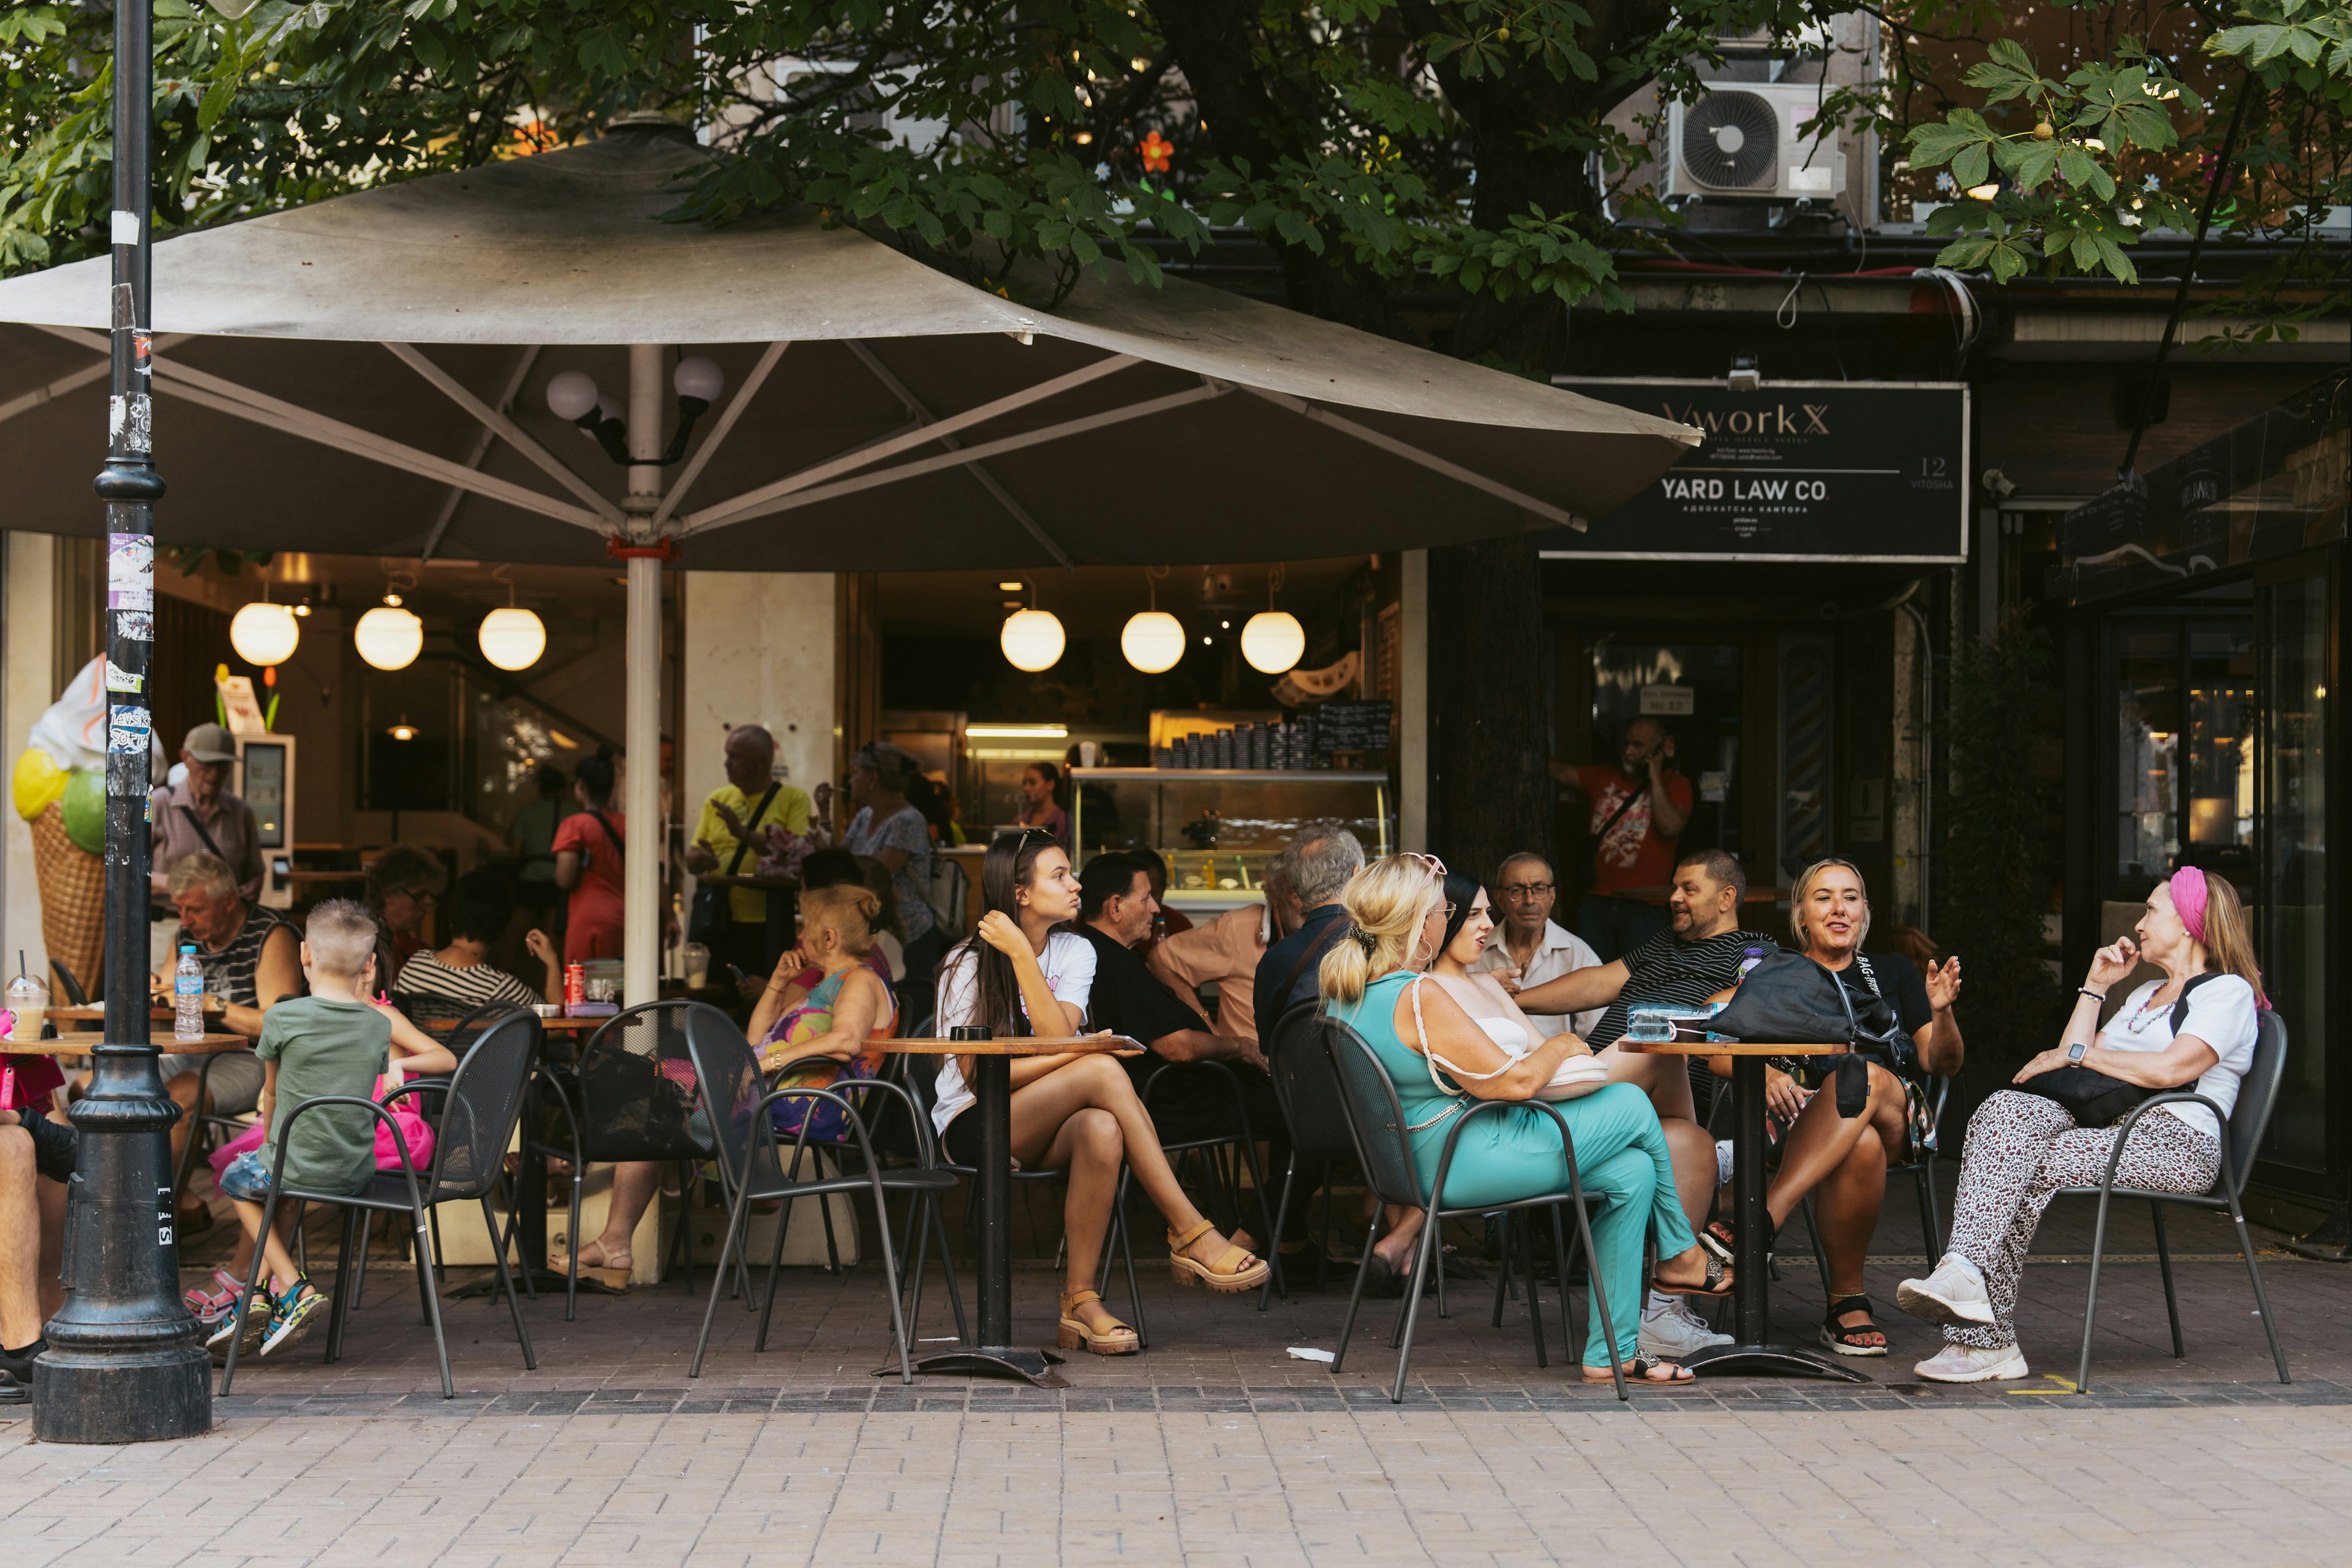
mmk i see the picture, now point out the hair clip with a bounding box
[1351,927,1379,954]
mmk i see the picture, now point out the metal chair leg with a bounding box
[692,1183,753,1378]
[1520,1210,1547,1370]
[1550,1204,1575,1365]
[1329,1214,1382,1375]
[1389,1202,1447,1404]
[2150,1200,2184,1357]
[324,1207,360,1365]
[1260,1152,1297,1311]
[480,1194,537,1371]
[2075,1182,2120,1395]
[410,1202,456,1398]
[2228,1200,2290,1384]
[1490,1212,1514,1327]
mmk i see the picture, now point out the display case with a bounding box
[1069,768,1393,912]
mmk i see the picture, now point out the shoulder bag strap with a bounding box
[177,804,226,861]
[1276,916,1349,1009]
[1593,782,1645,841]
[723,784,781,875]
[587,809,624,852]
[2169,971,2218,1035]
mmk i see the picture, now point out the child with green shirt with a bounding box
[209,899,394,1360]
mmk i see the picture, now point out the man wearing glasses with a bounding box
[1472,853,1605,1039]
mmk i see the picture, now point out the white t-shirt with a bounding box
[929,931,1098,1136]
[2098,973,2260,1142]
[1471,918,1605,1038]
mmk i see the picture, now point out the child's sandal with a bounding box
[1166,1219,1270,1293]
[1056,1289,1139,1355]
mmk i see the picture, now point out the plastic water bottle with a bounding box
[174,945,205,1042]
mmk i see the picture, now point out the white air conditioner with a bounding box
[1667,82,1848,202]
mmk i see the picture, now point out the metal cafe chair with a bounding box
[219,1008,540,1400]
[1105,1057,1287,1309]
[683,1006,948,1380]
[1262,1001,1375,1303]
[2063,1007,2291,1394]
[1321,1019,1627,1404]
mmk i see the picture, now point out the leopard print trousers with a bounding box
[1942,1088,2220,1350]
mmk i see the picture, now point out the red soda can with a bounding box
[564,962,585,1011]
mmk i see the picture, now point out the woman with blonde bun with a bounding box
[1322,854,1732,1385]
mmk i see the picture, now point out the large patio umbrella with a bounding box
[0,123,1698,1002]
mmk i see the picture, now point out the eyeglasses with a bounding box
[1439,903,1457,921]
[1498,882,1555,900]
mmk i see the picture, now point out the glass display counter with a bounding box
[1069,768,1393,912]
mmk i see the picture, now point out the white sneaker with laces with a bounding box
[1913,1341,2030,1383]
[1896,1254,1996,1327]
[1638,1293,1733,1357]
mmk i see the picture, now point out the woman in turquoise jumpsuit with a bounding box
[1322,854,1731,1383]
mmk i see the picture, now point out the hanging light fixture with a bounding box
[1241,565,1305,674]
[477,564,546,671]
[229,571,300,666]
[385,716,418,742]
[1121,565,1184,674]
[998,579,1065,672]
[355,575,424,672]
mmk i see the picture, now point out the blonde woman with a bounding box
[1322,854,1730,1385]
[1899,867,2264,1383]
[1752,858,1964,1357]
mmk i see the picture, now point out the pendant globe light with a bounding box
[477,564,546,671]
[1121,566,1184,674]
[1241,565,1306,674]
[229,571,300,668]
[355,584,424,672]
[999,579,1066,672]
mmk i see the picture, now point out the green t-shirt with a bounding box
[256,996,392,1195]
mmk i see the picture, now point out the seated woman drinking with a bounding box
[1896,867,2263,1382]
[1733,858,1964,1357]
[932,830,1268,1358]
[1321,853,1730,1385]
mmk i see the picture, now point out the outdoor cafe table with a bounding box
[50,1003,227,1033]
[884,1031,1144,1387]
[1618,1038,1866,1383]
[2,1032,246,1054]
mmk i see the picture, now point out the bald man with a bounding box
[686,725,812,982]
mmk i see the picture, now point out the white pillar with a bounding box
[1398,549,1429,853]
[622,345,664,1009]
[2,532,59,988]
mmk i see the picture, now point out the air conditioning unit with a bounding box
[1667,82,1848,202]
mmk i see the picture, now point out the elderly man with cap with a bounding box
[150,722,262,908]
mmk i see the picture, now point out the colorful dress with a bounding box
[762,965,897,1142]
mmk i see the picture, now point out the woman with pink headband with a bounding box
[1894,865,2268,1383]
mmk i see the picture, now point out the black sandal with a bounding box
[1650,1250,1733,1298]
[1584,1355,1695,1384]
[1819,1293,1888,1357]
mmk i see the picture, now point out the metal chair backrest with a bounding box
[574,1000,710,1162]
[425,1009,539,1202]
[50,959,88,1007]
[682,1001,786,1193]
[2221,1008,2288,1200]
[1268,1001,1359,1164]
[1322,1018,1428,1210]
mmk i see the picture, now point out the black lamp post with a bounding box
[31,0,213,1442]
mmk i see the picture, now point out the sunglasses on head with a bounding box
[1399,851,1447,879]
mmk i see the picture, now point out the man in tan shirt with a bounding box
[1147,856,1298,1046]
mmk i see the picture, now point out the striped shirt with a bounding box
[192,905,295,1009]
[1586,927,1777,1049]
[396,951,540,1012]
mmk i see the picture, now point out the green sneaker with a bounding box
[257,1278,328,1359]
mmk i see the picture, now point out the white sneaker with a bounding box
[1638,1294,1733,1357]
[1896,1254,1996,1327]
[1913,1341,2030,1383]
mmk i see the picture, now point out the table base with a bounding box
[903,1345,1068,1388]
[450,1267,626,1302]
[1681,1342,1871,1382]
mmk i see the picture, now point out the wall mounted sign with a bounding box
[1542,378,1970,562]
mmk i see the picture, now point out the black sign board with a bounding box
[1313,699,1393,758]
[1540,379,1969,562]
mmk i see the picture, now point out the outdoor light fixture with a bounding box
[477,564,546,671]
[229,600,300,667]
[545,354,727,465]
[1240,567,1305,674]
[967,723,1071,739]
[386,717,419,742]
[1001,608,1066,671]
[1121,565,1184,674]
[355,601,424,671]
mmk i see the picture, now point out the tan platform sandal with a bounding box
[550,1238,632,1291]
[1166,1219,1271,1294]
[1056,1289,1140,1355]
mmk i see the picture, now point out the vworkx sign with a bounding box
[1542,378,1969,562]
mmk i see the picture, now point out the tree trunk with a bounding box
[1429,533,1552,887]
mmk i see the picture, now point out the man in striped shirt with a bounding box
[395,869,554,1014]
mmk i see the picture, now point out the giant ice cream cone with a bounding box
[29,799,104,997]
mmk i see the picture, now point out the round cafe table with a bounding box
[1,1031,246,1054]
[885,1030,1142,1387]
[1619,1037,1867,1382]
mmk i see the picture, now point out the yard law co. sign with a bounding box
[1541,379,1969,562]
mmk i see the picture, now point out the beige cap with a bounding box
[182,723,236,763]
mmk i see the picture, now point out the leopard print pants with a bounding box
[1942,1088,2220,1350]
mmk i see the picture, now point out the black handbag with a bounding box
[2009,973,2220,1127]
[1713,946,1905,1056]
[687,783,780,946]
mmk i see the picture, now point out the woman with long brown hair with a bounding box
[1898,865,2266,1382]
[930,830,1267,1357]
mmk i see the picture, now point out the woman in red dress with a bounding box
[552,751,625,966]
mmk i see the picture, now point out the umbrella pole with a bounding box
[622,345,663,1009]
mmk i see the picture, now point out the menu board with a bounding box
[1313,699,1393,759]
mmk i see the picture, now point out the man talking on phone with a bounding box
[1550,716,1693,962]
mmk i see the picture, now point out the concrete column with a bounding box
[2,532,59,986]
[679,573,837,831]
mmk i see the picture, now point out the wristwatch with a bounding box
[2067,1039,2087,1063]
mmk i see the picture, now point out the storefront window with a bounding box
[2261,575,2328,1174]
[2103,595,2254,900]
[1590,639,1744,858]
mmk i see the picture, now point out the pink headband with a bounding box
[2168,866,2211,947]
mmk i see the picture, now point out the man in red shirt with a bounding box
[1549,716,1692,962]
